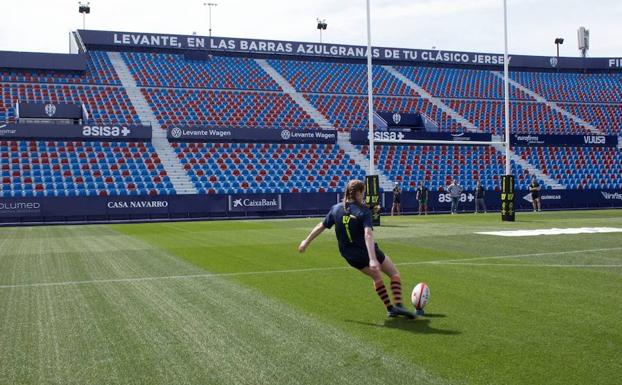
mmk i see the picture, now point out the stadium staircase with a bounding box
[255,58,395,191]
[490,71,602,135]
[382,66,475,130]
[382,65,565,189]
[107,52,197,194]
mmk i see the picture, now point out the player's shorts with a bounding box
[393,197,401,204]
[531,192,540,199]
[418,199,427,204]
[339,243,386,270]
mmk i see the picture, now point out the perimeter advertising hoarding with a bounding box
[511,134,618,147]
[350,130,492,145]
[0,190,620,221]
[167,126,336,144]
[0,123,152,141]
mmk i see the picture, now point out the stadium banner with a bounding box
[387,189,622,213]
[377,112,424,128]
[350,130,492,145]
[1,190,621,221]
[167,126,337,144]
[18,103,83,119]
[228,194,282,212]
[78,30,622,71]
[511,134,619,147]
[0,123,152,141]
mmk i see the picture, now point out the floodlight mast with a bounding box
[78,2,90,30]
[365,0,374,176]
[203,3,218,37]
[316,19,327,43]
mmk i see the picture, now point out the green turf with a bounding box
[1,210,621,384]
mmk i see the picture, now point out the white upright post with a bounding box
[365,0,374,176]
[503,0,511,176]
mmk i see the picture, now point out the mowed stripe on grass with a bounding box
[111,211,622,385]
[0,226,447,385]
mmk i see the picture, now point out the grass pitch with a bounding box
[0,210,621,385]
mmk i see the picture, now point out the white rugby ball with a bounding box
[411,282,430,310]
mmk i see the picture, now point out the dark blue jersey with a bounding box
[322,202,373,251]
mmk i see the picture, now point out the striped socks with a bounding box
[390,275,403,307]
[374,280,393,310]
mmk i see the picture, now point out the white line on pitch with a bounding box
[432,262,622,268]
[0,246,621,290]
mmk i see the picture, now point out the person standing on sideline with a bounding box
[416,181,428,215]
[530,176,542,212]
[447,179,463,214]
[298,179,419,318]
[391,182,402,216]
[474,180,487,213]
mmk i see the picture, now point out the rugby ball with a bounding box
[411,282,430,310]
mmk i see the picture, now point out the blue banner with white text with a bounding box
[0,123,152,142]
[511,134,618,147]
[167,126,337,144]
[350,130,493,145]
[78,30,622,71]
[1,190,620,222]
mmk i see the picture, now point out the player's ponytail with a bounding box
[343,179,365,214]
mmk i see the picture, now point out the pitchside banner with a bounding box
[511,134,619,147]
[350,130,492,145]
[78,30,622,71]
[168,126,337,144]
[1,190,621,221]
[0,123,152,141]
[228,194,282,212]
[386,189,622,213]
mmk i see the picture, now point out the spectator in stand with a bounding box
[447,179,463,215]
[530,176,542,212]
[474,180,487,214]
[391,182,402,216]
[416,181,428,215]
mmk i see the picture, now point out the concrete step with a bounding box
[255,59,394,190]
[383,65,566,190]
[108,51,198,195]
[490,71,602,135]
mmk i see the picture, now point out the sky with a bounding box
[0,0,620,57]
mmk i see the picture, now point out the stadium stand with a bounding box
[141,88,319,130]
[267,60,416,96]
[0,51,121,86]
[2,35,622,204]
[357,144,543,191]
[0,140,173,197]
[122,52,280,91]
[0,83,140,125]
[515,146,622,190]
[510,71,622,103]
[393,66,531,100]
[445,99,587,135]
[172,142,365,194]
[305,94,462,132]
